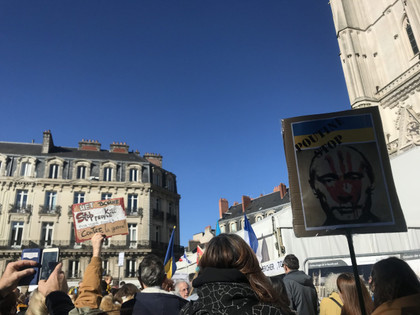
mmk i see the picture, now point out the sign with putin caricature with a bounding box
[72,198,128,242]
[282,107,406,237]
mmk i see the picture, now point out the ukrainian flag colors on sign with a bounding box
[292,114,376,151]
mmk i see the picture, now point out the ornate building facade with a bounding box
[0,130,181,282]
[330,0,420,155]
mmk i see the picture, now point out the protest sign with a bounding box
[72,197,128,242]
[282,107,406,237]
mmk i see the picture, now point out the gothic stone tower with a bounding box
[330,0,420,155]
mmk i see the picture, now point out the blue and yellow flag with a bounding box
[164,226,176,279]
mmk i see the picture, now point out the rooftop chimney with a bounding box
[144,153,163,167]
[110,142,129,154]
[242,195,251,213]
[273,183,287,199]
[78,139,101,151]
[42,130,54,154]
[219,198,229,219]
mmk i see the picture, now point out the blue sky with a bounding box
[0,0,350,246]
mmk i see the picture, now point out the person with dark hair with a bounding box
[282,254,318,315]
[336,273,373,315]
[121,253,187,315]
[181,233,290,315]
[270,275,295,315]
[370,257,420,314]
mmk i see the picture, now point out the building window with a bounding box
[68,260,79,279]
[16,190,28,210]
[168,202,174,215]
[11,221,24,248]
[220,225,226,233]
[155,198,161,211]
[128,224,137,248]
[155,226,160,242]
[20,162,32,176]
[70,223,81,248]
[406,21,419,55]
[125,259,137,278]
[49,164,59,179]
[256,215,263,222]
[153,170,161,186]
[129,169,138,182]
[127,194,138,212]
[103,167,113,181]
[102,260,109,274]
[77,166,87,179]
[166,177,174,191]
[73,192,85,204]
[41,222,54,247]
[101,193,112,200]
[230,222,237,232]
[45,191,57,211]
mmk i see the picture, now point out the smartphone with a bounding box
[18,248,42,286]
[39,248,60,281]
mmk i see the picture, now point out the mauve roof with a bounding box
[0,142,148,163]
[223,190,290,220]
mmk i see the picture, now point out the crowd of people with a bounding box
[0,233,419,314]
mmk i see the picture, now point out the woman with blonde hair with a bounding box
[337,273,373,315]
[181,233,291,314]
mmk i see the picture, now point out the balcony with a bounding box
[39,205,62,216]
[167,213,177,223]
[152,209,164,220]
[9,204,32,214]
[126,207,143,217]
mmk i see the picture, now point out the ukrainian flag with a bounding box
[292,114,375,149]
[164,226,176,279]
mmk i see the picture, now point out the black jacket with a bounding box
[180,267,284,315]
[121,289,187,315]
[283,270,318,315]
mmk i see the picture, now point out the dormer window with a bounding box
[49,164,59,179]
[77,166,86,179]
[20,162,32,176]
[129,168,138,182]
[73,161,91,180]
[45,158,64,179]
[101,162,117,182]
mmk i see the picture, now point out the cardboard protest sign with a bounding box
[282,107,407,237]
[72,197,128,242]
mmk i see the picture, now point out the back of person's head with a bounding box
[371,257,420,308]
[99,295,121,315]
[337,273,373,315]
[283,254,299,270]
[26,289,47,315]
[138,254,166,287]
[270,275,294,315]
[114,283,140,304]
[324,273,340,296]
[199,234,288,310]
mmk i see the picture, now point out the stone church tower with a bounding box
[330,0,420,156]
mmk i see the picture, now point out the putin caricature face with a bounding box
[309,146,378,226]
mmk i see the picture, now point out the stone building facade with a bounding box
[330,0,420,155]
[0,130,181,282]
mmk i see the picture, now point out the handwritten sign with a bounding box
[72,198,128,242]
[282,107,406,237]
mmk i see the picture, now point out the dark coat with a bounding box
[180,267,284,315]
[283,270,318,315]
[121,289,187,315]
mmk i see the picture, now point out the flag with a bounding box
[196,245,204,266]
[215,221,221,236]
[179,250,191,264]
[164,226,177,279]
[243,214,258,254]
